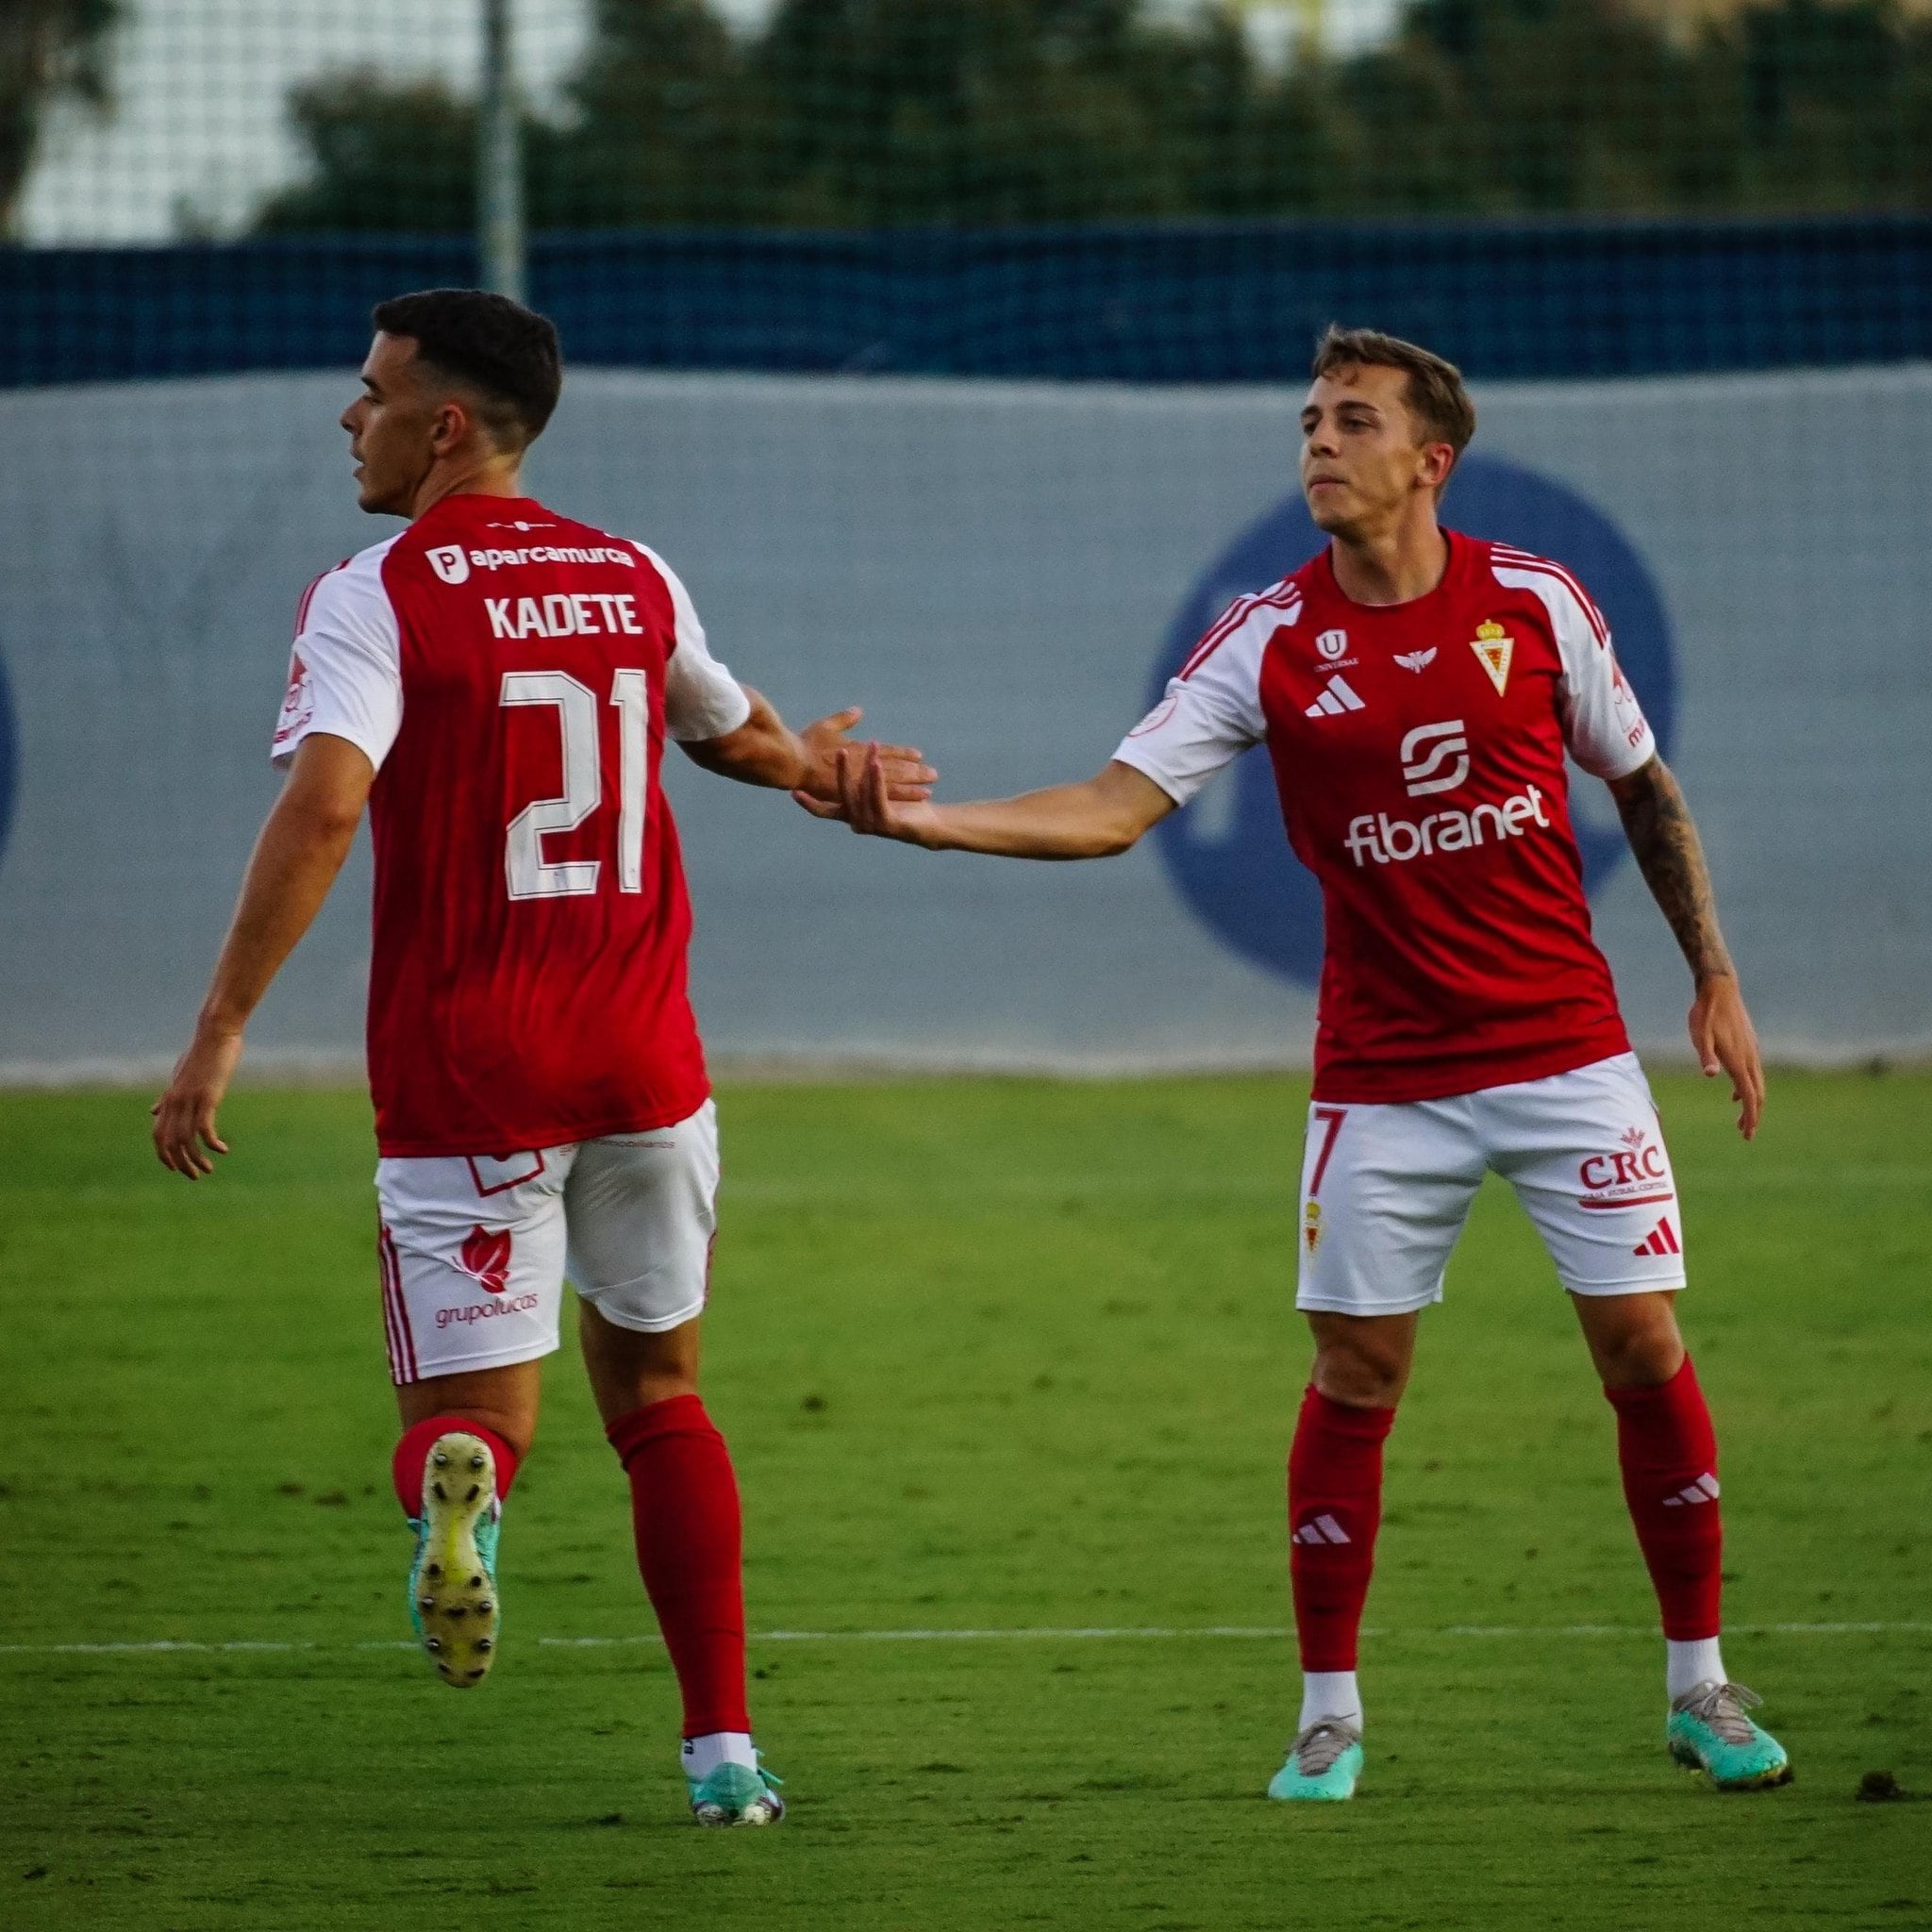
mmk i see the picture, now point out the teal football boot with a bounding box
[688,1757,786,1827]
[406,1431,502,1688]
[1668,1681,1791,1790]
[1267,1719,1364,1802]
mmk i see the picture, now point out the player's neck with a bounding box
[1327,515,1449,608]
[407,457,525,521]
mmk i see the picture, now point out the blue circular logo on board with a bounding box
[1149,454,1676,988]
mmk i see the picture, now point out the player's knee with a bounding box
[1311,1338,1407,1408]
[1595,1331,1685,1389]
[1578,1291,1684,1389]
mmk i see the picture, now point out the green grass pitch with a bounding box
[2,1072,1928,1930]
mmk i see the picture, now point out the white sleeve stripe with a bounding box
[292,559,348,637]
[1183,579,1299,668]
[1490,549,1609,647]
[630,541,701,660]
[1179,581,1303,680]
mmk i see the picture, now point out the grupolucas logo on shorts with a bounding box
[458,1225,513,1296]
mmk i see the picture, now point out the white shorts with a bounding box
[1296,1054,1686,1317]
[373,1100,720,1385]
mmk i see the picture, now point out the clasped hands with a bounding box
[793,709,939,845]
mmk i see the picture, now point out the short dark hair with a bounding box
[1310,325,1476,468]
[370,288,562,450]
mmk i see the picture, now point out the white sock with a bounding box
[1299,1671,1363,1733]
[1666,1637,1726,1702]
[681,1731,757,1780]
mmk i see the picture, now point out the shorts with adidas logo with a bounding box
[372,1100,719,1385]
[1296,1053,1686,1317]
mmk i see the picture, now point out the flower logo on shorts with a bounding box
[458,1225,513,1296]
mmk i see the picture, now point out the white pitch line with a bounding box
[1,1621,1927,1660]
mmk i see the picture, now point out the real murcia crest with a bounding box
[1471,619,1514,694]
[1394,647,1437,674]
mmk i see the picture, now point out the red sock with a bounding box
[391,1415,520,1521]
[1288,1386,1395,1672]
[1605,1356,1723,1640]
[607,1394,751,1739]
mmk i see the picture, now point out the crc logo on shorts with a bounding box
[458,1225,512,1295]
[1399,720,1470,798]
[1577,1127,1673,1208]
[426,543,472,586]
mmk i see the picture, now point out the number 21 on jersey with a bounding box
[499,669,649,900]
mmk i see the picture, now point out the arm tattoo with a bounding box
[1610,758,1735,981]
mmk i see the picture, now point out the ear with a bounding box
[428,395,473,458]
[1418,441,1457,491]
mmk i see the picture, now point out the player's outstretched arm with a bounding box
[795,746,1175,860]
[680,691,935,803]
[1607,754,1765,1141]
[151,734,375,1179]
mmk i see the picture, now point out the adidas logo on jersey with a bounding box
[1661,1472,1720,1508]
[1305,675,1365,718]
[1292,1514,1353,1546]
[1634,1217,1682,1257]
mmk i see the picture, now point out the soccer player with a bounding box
[151,288,932,1826]
[800,325,1790,1800]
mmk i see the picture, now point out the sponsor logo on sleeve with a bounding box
[1471,619,1514,694]
[273,650,313,748]
[426,543,472,585]
[1610,654,1649,747]
[1126,692,1180,738]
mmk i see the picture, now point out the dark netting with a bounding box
[5,0,1932,383]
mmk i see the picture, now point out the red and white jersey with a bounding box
[273,493,751,1158]
[1114,531,1657,1104]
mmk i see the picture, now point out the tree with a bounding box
[251,0,1932,230]
[0,0,121,232]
